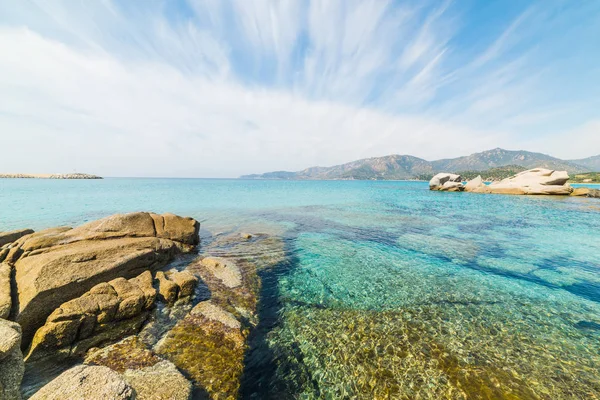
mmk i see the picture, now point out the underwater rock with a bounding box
[9,212,199,347]
[155,307,247,399]
[191,301,241,330]
[0,319,24,400]
[29,365,134,400]
[200,257,243,288]
[429,173,463,191]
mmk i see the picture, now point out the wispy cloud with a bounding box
[0,0,598,177]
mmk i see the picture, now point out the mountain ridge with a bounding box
[241,148,597,180]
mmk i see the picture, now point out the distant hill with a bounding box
[240,148,596,181]
[431,148,588,173]
[569,155,600,171]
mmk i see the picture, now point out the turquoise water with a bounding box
[2,178,600,398]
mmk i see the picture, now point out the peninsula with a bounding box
[0,173,102,179]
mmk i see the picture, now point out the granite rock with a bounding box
[29,365,134,400]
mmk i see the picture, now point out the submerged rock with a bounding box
[0,319,24,400]
[200,257,243,288]
[29,365,134,400]
[429,173,464,191]
[9,212,199,347]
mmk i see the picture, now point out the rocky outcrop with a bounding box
[429,173,464,191]
[572,187,600,198]
[571,187,591,196]
[465,168,573,195]
[7,212,199,346]
[0,263,12,319]
[0,229,34,248]
[26,272,157,360]
[0,319,24,400]
[29,365,134,400]
[464,175,483,192]
[122,360,192,400]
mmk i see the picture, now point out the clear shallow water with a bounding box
[2,178,600,398]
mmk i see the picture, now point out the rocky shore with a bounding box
[430,167,600,198]
[0,173,102,179]
[0,212,279,399]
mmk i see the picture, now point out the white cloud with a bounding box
[0,0,598,177]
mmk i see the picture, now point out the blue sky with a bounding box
[0,0,599,177]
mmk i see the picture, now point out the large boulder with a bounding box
[10,212,199,347]
[122,360,192,400]
[429,173,464,191]
[464,175,484,192]
[29,365,134,400]
[0,319,24,400]
[0,229,34,247]
[26,271,158,360]
[472,168,573,195]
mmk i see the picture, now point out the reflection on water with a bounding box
[3,179,600,398]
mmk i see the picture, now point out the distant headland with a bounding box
[241,148,600,181]
[0,173,102,179]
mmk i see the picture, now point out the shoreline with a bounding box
[0,173,102,179]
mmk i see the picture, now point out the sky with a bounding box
[0,0,599,177]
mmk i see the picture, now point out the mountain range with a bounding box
[241,148,600,181]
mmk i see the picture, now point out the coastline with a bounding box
[0,173,102,179]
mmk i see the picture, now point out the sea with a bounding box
[1,178,599,399]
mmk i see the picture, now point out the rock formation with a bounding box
[122,360,192,400]
[465,168,573,195]
[0,319,24,400]
[571,187,600,198]
[29,365,134,400]
[26,271,157,360]
[0,229,34,248]
[0,263,12,319]
[429,173,464,191]
[0,219,277,399]
[2,212,199,346]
